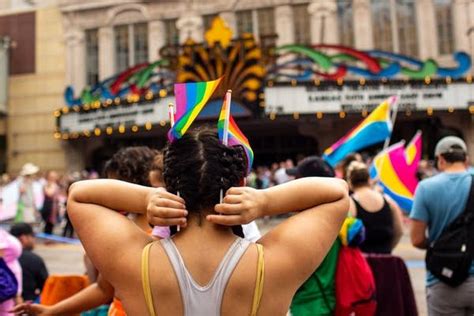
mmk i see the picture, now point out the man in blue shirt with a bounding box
[410,136,474,316]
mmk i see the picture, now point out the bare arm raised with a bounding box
[148,177,349,293]
[211,177,349,289]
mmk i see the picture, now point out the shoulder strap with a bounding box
[141,242,157,316]
[250,244,265,316]
[465,175,474,216]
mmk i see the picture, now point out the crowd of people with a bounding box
[0,131,472,316]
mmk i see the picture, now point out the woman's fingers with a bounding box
[222,194,243,204]
[153,189,186,204]
[207,214,245,226]
[149,207,187,219]
[152,198,185,210]
[215,203,243,215]
[226,187,246,196]
[149,216,187,227]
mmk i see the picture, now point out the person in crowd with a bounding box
[9,223,48,303]
[61,128,347,315]
[41,171,61,235]
[274,160,293,184]
[0,228,22,315]
[337,152,363,180]
[347,161,403,253]
[410,136,474,315]
[286,156,342,316]
[17,163,41,224]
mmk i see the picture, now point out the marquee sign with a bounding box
[58,97,173,135]
[264,81,474,114]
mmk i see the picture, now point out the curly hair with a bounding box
[104,146,158,186]
[163,127,246,215]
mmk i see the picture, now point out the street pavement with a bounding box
[34,219,428,315]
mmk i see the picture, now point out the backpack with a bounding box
[425,174,474,287]
[335,217,376,316]
[0,258,19,303]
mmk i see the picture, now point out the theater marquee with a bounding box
[264,81,474,114]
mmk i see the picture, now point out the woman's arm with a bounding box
[67,180,157,284]
[12,275,114,315]
[68,180,153,215]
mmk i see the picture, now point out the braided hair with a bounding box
[163,127,246,216]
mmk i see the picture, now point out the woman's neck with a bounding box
[352,184,371,192]
[174,215,235,242]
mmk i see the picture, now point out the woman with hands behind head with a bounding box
[58,128,348,315]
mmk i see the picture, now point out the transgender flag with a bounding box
[370,131,422,212]
[323,96,397,167]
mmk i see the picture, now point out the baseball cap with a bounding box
[10,223,35,237]
[286,156,335,178]
[434,136,467,156]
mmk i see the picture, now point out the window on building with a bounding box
[85,29,99,87]
[293,4,311,45]
[114,23,149,73]
[203,14,218,32]
[435,0,454,55]
[114,25,129,73]
[164,19,179,46]
[134,23,148,64]
[257,8,275,37]
[397,0,418,56]
[257,7,276,46]
[371,1,393,51]
[236,10,253,35]
[337,0,354,47]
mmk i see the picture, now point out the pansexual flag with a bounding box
[370,131,422,212]
[168,77,222,141]
[323,96,397,167]
[218,91,254,174]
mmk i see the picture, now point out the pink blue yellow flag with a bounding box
[218,91,254,174]
[168,77,222,141]
[370,131,422,212]
[323,96,397,167]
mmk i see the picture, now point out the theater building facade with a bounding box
[4,0,474,172]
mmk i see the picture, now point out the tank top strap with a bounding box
[141,242,157,316]
[159,238,192,313]
[250,243,265,316]
[212,238,251,308]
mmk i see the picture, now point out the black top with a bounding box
[353,197,394,254]
[18,250,49,301]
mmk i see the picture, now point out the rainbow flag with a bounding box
[218,92,254,174]
[370,131,422,212]
[323,97,396,167]
[168,77,222,141]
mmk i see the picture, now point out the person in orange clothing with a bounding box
[12,147,162,316]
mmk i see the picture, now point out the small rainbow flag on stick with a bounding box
[323,96,397,167]
[218,90,254,174]
[370,131,422,212]
[168,77,222,141]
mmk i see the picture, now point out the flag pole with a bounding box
[168,103,175,127]
[222,90,232,146]
[169,102,180,230]
[220,90,232,205]
[383,95,399,150]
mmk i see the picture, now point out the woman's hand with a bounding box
[208,187,267,226]
[11,303,54,315]
[146,188,188,227]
